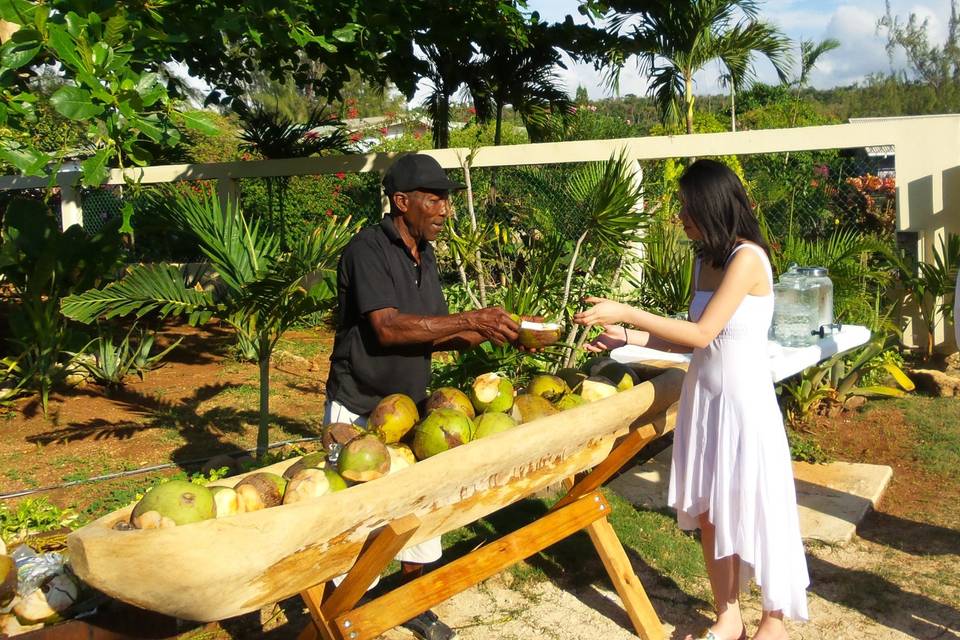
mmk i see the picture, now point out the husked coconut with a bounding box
[209,486,242,518]
[131,480,215,528]
[338,435,390,482]
[472,412,516,439]
[516,321,562,348]
[387,444,417,473]
[425,387,475,418]
[468,373,514,414]
[0,613,43,635]
[235,473,287,512]
[283,468,331,504]
[13,573,78,624]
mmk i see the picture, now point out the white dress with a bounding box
[667,243,810,621]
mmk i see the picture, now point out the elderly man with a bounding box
[324,153,519,640]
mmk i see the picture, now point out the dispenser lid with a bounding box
[797,266,829,277]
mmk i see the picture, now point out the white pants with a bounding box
[324,399,442,565]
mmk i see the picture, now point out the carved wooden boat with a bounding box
[66,366,684,622]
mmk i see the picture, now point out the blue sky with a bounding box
[518,0,951,99]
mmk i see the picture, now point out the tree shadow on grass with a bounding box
[25,382,321,468]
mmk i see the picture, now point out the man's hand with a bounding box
[467,307,520,346]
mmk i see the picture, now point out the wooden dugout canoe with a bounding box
[66,366,684,622]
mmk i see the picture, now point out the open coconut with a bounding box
[468,372,514,414]
[234,473,287,512]
[517,321,562,348]
[581,376,619,403]
[131,479,215,529]
[13,573,78,624]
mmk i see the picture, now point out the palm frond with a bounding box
[60,264,216,325]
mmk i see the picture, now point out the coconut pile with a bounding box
[120,357,641,530]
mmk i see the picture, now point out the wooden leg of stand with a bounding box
[299,514,421,640]
[586,516,664,640]
[333,491,610,640]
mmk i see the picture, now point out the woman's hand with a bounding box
[573,296,631,327]
[583,324,628,353]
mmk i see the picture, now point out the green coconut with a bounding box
[209,486,241,518]
[596,362,640,391]
[131,479,215,528]
[338,435,390,482]
[234,473,287,512]
[282,451,328,480]
[324,468,349,492]
[517,321,562,348]
[555,393,586,411]
[581,376,619,403]
[472,411,517,439]
[527,374,570,402]
[412,408,474,460]
[367,393,419,444]
[468,372,514,414]
[425,387,475,418]
[283,468,331,504]
[556,367,587,392]
[511,394,560,423]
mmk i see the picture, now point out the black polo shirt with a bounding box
[326,215,448,415]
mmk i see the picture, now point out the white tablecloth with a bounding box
[610,325,872,383]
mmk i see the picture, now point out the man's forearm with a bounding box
[432,330,486,352]
[372,310,474,347]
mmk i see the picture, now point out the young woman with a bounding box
[573,159,808,640]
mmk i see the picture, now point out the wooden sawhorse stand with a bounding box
[298,410,675,640]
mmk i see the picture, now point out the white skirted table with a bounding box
[610,324,872,383]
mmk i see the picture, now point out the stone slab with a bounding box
[608,445,893,545]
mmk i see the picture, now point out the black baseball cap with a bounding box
[382,154,466,194]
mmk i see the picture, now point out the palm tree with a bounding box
[790,37,840,127]
[468,29,572,145]
[61,187,358,458]
[604,0,792,134]
[420,42,475,149]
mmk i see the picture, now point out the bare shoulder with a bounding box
[726,244,771,294]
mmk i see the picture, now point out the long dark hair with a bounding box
[678,159,769,269]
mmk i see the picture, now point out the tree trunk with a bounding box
[462,157,487,307]
[256,336,271,459]
[730,84,737,133]
[684,77,695,135]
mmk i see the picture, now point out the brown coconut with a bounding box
[234,473,287,512]
[321,422,366,452]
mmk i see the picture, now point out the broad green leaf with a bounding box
[91,41,112,68]
[63,11,84,38]
[134,72,165,106]
[0,0,34,24]
[131,114,164,143]
[119,202,134,236]
[0,144,48,176]
[80,148,111,187]
[853,386,906,398]
[332,25,358,43]
[50,85,103,120]
[1,28,41,69]
[175,110,219,135]
[46,24,83,70]
[103,14,126,46]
